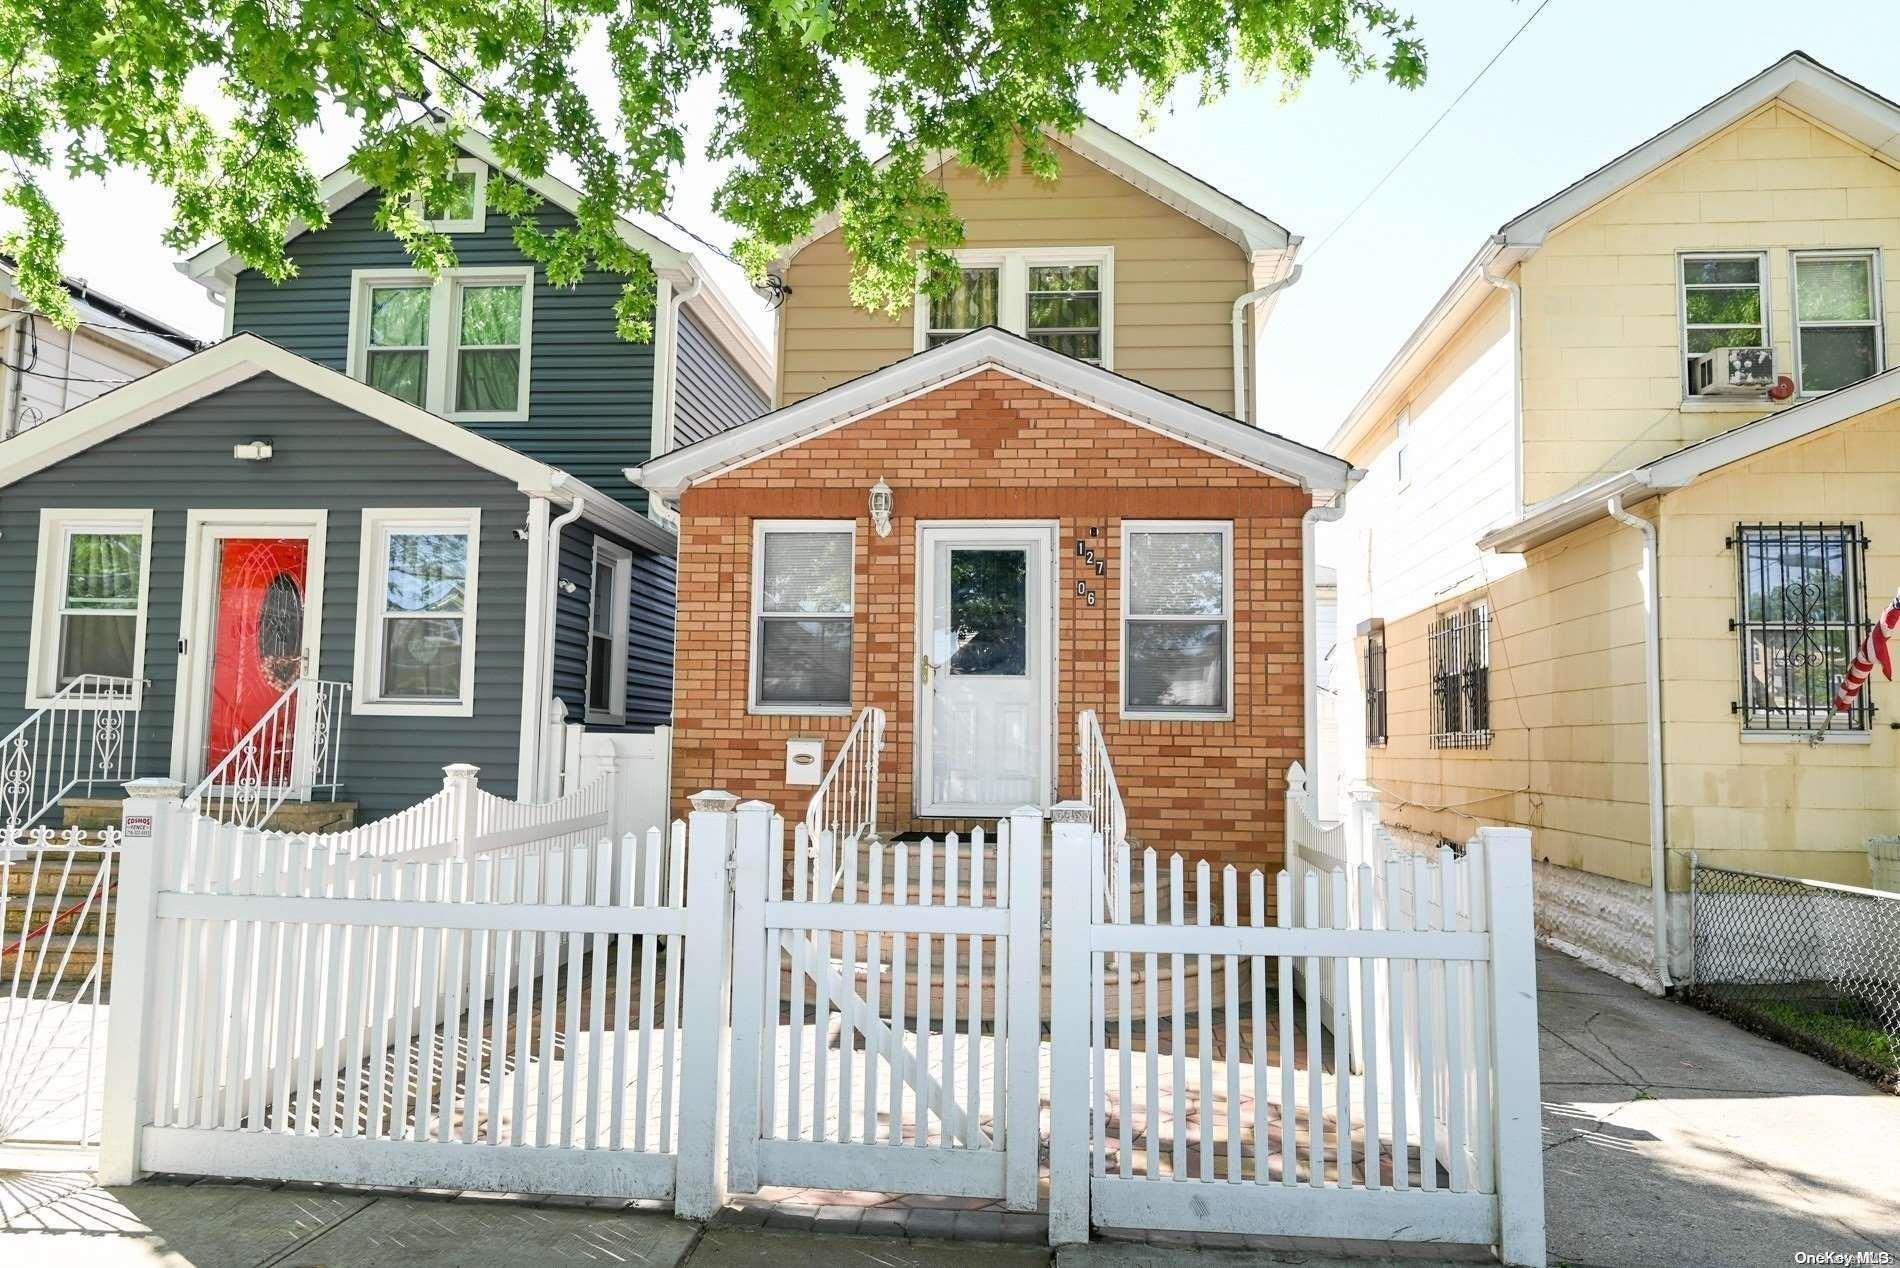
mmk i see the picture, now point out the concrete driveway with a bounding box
[1536,947,1900,1268]
[3,948,1896,1267]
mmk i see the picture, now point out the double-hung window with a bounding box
[349,267,533,420]
[27,509,152,706]
[1793,250,1883,395]
[353,509,481,716]
[752,523,854,712]
[1680,253,1768,395]
[1429,604,1490,748]
[1122,522,1232,719]
[585,539,632,724]
[917,248,1112,367]
[1363,621,1388,747]
[1732,522,1870,733]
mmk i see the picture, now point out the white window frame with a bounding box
[749,519,856,717]
[1678,250,1771,399]
[913,246,1114,368]
[346,266,535,422]
[25,508,154,708]
[1119,519,1234,722]
[584,537,633,725]
[351,507,482,718]
[415,157,488,234]
[1792,247,1885,398]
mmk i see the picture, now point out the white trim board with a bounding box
[1479,362,1900,554]
[631,327,1352,499]
[772,118,1293,272]
[0,332,674,556]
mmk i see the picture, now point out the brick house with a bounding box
[636,329,1351,862]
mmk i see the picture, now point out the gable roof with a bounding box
[630,326,1351,499]
[0,332,674,553]
[1327,50,1900,458]
[0,256,202,363]
[1478,364,1900,554]
[176,124,770,397]
[772,117,1295,274]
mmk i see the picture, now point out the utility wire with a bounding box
[1302,0,1559,263]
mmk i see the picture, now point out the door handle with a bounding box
[920,654,939,685]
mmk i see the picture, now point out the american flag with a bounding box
[1832,591,1900,715]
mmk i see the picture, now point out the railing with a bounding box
[1078,709,1129,918]
[0,675,142,828]
[804,705,885,853]
[182,678,349,828]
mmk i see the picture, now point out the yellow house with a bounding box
[1325,51,1900,993]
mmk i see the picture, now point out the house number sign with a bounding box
[1075,531,1107,606]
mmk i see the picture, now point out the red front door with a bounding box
[206,537,310,778]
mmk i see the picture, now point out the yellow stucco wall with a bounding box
[776,141,1253,411]
[1520,101,1900,504]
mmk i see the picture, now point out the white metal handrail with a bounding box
[0,675,142,828]
[806,706,885,898]
[183,677,350,828]
[1078,708,1129,919]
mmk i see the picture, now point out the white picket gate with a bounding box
[725,804,1043,1208]
[1047,801,1546,1264]
[99,773,729,1215]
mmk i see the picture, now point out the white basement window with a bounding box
[1121,521,1232,720]
[348,266,534,421]
[26,509,153,707]
[1793,250,1883,395]
[916,248,1113,367]
[352,508,481,717]
[585,538,633,724]
[751,522,854,714]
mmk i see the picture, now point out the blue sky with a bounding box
[23,1,1900,446]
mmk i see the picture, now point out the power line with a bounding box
[1302,0,1559,263]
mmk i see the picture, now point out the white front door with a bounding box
[917,524,1055,818]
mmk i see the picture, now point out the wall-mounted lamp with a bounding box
[558,578,578,595]
[232,440,274,462]
[869,478,894,538]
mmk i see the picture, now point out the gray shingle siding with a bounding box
[550,521,673,732]
[672,308,770,447]
[0,374,532,821]
[229,168,657,512]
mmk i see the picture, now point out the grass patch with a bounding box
[1750,999,1899,1070]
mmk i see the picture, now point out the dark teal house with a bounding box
[0,130,770,825]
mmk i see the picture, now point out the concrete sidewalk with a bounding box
[3,948,1896,1267]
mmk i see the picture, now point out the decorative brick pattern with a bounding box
[670,370,1313,867]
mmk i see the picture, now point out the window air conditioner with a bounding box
[1689,346,1774,396]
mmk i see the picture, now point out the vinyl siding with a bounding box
[672,308,769,449]
[230,169,658,511]
[0,373,532,820]
[776,140,1255,412]
[551,521,675,731]
[2,308,179,437]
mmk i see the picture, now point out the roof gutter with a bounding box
[1605,493,1674,992]
[1232,264,1301,425]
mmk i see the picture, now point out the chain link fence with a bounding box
[1691,860,1900,1082]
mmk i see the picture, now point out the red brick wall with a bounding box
[670,370,1311,869]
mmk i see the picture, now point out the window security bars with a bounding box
[1429,605,1491,749]
[1365,624,1388,747]
[1730,522,1871,733]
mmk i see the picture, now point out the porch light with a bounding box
[869,478,894,538]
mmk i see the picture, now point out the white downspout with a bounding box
[1606,494,1673,990]
[1231,264,1302,424]
[657,272,703,458]
[1478,254,1525,515]
[516,496,552,795]
[1303,483,1355,819]
[527,491,587,798]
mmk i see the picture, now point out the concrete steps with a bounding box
[59,797,360,834]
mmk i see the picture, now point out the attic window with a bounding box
[420,158,487,234]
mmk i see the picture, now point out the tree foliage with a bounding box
[1,0,1425,337]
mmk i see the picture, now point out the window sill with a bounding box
[1678,398,1776,413]
[447,409,531,425]
[351,697,476,719]
[585,709,627,727]
[1120,710,1234,724]
[1740,729,1872,745]
[23,690,144,712]
[748,704,854,719]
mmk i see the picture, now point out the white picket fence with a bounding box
[99,778,1547,1263]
